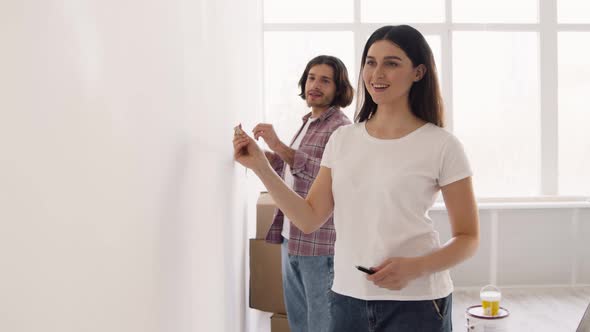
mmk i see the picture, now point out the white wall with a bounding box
[432,205,590,288]
[0,1,262,331]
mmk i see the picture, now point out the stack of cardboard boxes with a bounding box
[249,192,290,332]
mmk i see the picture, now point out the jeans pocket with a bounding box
[326,256,334,292]
[432,298,445,320]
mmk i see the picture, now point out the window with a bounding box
[453,32,540,197]
[452,0,538,23]
[558,0,590,23]
[262,0,590,198]
[558,32,590,195]
[264,0,353,23]
[361,0,445,23]
[263,31,355,140]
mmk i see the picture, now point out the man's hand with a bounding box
[252,123,282,151]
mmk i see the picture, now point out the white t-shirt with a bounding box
[320,122,472,301]
[282,117,318,240]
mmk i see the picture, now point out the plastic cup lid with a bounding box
[480,290,502,301]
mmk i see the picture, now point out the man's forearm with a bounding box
[264,150,277,164]
[274,142,296,167]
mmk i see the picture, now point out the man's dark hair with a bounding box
[298,55,354,108]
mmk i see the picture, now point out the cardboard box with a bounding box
[271,313,290,332]
[256,192,277,239]
[249,239,286,314]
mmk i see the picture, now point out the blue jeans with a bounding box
[330,291,453,332]
[281,239,334,332]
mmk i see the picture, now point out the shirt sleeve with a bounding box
[320,126,341,169]
[438,134,473,187]
[292,124,345,181]
[267,151,284,174]
[291,150,322,182]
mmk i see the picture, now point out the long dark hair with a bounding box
[354,25,444,127]
[298,55,354,108]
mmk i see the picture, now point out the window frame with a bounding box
[262,0,590,198]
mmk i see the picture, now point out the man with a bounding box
[252,55,353,332]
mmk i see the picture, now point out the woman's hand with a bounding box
[366,257,426,291]
[233,124,269,171]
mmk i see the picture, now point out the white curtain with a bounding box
[0,0,262,331]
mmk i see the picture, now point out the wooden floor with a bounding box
[452,286,590,331]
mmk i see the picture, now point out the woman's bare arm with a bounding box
[234,129,334,233]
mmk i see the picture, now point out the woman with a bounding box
[234,25,479,331]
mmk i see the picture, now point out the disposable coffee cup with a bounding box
[480,285,501,316]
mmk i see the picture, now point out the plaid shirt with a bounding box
[265,106,351,256]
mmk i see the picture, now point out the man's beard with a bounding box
[306,97,330,108]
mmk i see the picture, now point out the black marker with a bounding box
[356,265,375,275]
